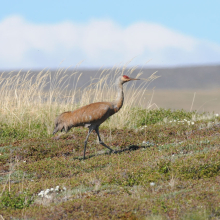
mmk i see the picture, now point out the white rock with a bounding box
[150,182,155,186]
[38,191,45,197]
[45,189,50,195]
[55,186,60,191]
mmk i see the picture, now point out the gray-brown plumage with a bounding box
[53,75,139,159]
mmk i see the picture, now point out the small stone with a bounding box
[38,191,44,197]
[45,189,50,195]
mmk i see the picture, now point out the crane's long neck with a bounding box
[113,82,124,113]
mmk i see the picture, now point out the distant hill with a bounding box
[140,65,220,89]
[1,65,220,90]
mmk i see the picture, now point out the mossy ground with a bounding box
[1,109,220,219]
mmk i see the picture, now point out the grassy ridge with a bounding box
[1,108,220,219]
[1,68,220,219]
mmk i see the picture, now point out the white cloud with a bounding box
[0,15,220,69]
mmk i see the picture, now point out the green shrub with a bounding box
[0,121,48,142]
[130,108,198,127]
[0,191,34,209]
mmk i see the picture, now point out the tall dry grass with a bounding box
[0,66,158,138]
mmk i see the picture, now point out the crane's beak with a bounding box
[129,77,140,81]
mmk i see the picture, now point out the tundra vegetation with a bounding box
[0,67,220,219]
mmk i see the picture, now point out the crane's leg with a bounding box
[94,127,114,153]
[83,127,93,159]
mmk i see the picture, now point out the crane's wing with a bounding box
[72,102,113,126]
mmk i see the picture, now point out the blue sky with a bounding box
[1,0,220,69]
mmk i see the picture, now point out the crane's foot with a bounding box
[99,141,114,154]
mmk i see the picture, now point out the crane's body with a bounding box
[53,101,119,133]
[53,75,139,159]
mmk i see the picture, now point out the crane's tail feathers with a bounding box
[53,128,58,135]
[53,124,61,135]
[53,122,66,135]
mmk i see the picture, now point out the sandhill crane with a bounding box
[53,75,139,159]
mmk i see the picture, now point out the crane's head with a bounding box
[121,75,140,84]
